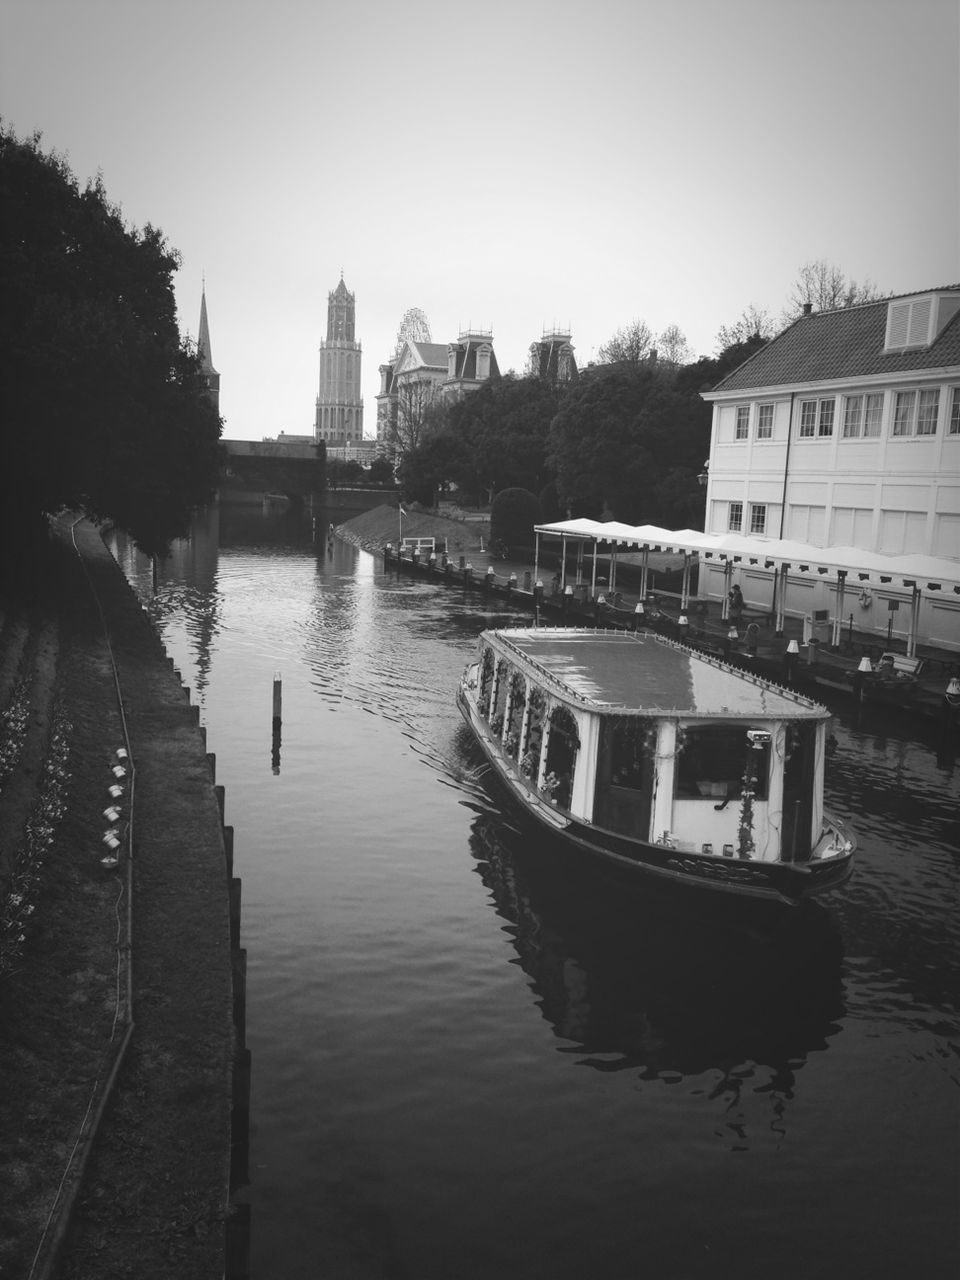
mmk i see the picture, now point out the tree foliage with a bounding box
[546,364,709,526]
[715,305,777,353]
[0,126,223,558]
[397,429,468,507]
[656,323,692,367]
[444,374,560,500]
[597,319,654,365]
[782,259,884,322]
[490,487,541,552]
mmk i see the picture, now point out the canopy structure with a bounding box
[533,519,960,657]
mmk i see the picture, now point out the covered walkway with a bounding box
[534,520,960,659]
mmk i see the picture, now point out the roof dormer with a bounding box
[884,290,960,352]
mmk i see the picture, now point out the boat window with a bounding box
[491,659,510,734]
[608,717,657,789]
[674,726,769,801]
[478,647,495,719]
[521,688,546,781]
[544,706,580,810]
[504,672,526,760]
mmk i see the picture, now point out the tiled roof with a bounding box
[411,341,449,368]
[713,288,960,393]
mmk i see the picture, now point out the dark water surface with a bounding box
[109,509,959,1280]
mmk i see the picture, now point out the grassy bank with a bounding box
[0,520,234,1280]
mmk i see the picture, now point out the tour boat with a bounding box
[456,628,855,904]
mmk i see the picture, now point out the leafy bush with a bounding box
[490,488,541,554]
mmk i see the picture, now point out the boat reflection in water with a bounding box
[467,812,846,1148]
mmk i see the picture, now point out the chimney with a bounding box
[802,303,813,316]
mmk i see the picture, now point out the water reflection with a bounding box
[468,815,845,1150]
[104,507,960,1278]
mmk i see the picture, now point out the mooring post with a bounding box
[272,672,282,727]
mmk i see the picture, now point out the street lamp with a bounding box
[697,461,709,488]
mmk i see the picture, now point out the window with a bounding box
[735,406,749,440]
[799,398,835,438]
[951,388,960,435]
[842,393,883,438]
[893,388,940,436]
[756,403,774,439]
[749,503,767,534]
[729,501,743,532]
[917,389,939,434]
[675,726,770,801]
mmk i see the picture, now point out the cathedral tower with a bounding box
[198,286,220,413]
[315,275,363,444]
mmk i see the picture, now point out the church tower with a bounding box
[315,275,363,444]
[198,286,220,413]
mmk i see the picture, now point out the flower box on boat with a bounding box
[457,628,855,904]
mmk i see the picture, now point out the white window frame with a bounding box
[799,397,835,438]
[749,503,767,534]
[893,388,940,437]
[756,403,774,439]
[842,392,884,439]
[728,501,743,532]
[735,406,749,440]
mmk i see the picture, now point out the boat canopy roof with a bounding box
[534,519,960,594]
[490,629,829,721]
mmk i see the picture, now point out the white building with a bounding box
[700,288,960,651]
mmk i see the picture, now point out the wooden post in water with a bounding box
[272,673,282,774]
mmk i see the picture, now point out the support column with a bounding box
[775,564,789,636]
[831,570,847,650]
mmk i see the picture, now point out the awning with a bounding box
[534,520,960,594]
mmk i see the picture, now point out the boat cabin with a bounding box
[469,629,831,864]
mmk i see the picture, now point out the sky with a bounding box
[3,0,959,441]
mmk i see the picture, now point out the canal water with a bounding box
[108,507,958,1280]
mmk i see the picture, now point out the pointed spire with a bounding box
[198,286,218,375]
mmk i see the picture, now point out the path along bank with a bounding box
[0,517,242,1280]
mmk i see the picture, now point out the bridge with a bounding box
[219,440,396,515]
[219,439,323,505]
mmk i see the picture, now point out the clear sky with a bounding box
[3,0,959,441]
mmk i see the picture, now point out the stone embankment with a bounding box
[0,518,242,1280]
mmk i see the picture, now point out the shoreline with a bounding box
[0,518,239,1279]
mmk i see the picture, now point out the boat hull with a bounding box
[457,684,854,906]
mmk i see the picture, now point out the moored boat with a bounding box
[457,628,855,904]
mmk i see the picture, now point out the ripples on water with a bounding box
[108,513,959,1280]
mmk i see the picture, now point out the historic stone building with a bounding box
[315,276,363,446]
[526,328,578,386]
[376,310,499,457]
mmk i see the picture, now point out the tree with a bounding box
[656,323,692,367]
[397,428,468,507]
[782,259,884,322]
[597,319,654,365]
[388,378,445,459]
[326,458,365,487]
[445,374,560,500]
[367,455,395,486]
[715,305,777,353]
[490,488,541,553]
[0,126,223,560]
[546,363,710,526]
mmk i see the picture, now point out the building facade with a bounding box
[526,328,578,385]
[376,321,500,458]
[700,288,960,649]
[315,276,363,445]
